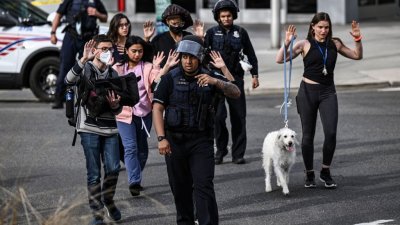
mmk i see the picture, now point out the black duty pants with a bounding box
[55,32,84,101]
[214,79,247,160]
[296,81,338,171]
[165,132,219,225]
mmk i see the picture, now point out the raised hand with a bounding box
[285,25,297,45]
[192,19,204,38]
[152,51,165,67]
[209,51,225,69]
[349,20,361,38]
[143,20,155,42]
[165,50,180,68]
[81,39,95,63]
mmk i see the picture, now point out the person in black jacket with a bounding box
[204,0,259,165]
[143,4,204,68]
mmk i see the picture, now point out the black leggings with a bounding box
[296,81,338,171]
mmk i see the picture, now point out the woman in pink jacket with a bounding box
[113,35,178,196]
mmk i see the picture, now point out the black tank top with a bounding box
[303,38,337,85]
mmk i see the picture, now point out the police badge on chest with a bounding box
[233,31,240,38]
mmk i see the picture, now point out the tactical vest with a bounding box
[66,0,98,41]
[165,68,215,133]
[210,25,243,76]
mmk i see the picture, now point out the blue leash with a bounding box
[281,36,296,127]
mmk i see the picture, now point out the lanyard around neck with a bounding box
[314,39,328,67]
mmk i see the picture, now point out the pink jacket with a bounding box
[112,62,160,124]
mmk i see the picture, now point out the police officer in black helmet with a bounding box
[204,0,259,165]
[152,35,240,225]
[143,4,205,68]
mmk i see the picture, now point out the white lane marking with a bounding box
[354,219,395,225]
[377,87,400,92]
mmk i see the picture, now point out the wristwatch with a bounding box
[50,31,56,35]
[157,136,166,142]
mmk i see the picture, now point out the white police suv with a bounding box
[0,0,64,101]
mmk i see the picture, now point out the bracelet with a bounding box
[50,31,56,35]
[353,35,362,42]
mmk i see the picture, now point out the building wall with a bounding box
[37,0,398,24]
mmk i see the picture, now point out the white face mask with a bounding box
[99,50,112,64]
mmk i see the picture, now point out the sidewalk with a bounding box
[241,20,400,94]
[128,19,400,94]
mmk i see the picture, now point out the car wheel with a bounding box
[29,56,60,102]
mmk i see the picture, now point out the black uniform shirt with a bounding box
[56,0,107,24]
[204,24,258,77]
[150,31,192,68]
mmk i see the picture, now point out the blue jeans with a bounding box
[117,113,152,185]
[79,132,120,185]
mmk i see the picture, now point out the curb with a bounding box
[244,81,398,95]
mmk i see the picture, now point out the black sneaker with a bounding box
[104,203,121,222]
[232,158,246,164]
[320,168,337,189]
[304,171,316,188]
[51,101,63,109]
[129,183,141,197]
[214,149,228,165]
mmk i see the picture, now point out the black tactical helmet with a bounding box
[176,35,204,61]
[161,4,193,29]
[212,0,239,22]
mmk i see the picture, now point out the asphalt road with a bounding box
[0,87,399,225]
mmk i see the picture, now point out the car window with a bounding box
[1,0,48,25]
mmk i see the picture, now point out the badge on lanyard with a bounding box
[315,39,329,76]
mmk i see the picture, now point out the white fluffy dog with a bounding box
[262,127,298,195]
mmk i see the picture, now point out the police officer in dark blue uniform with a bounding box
[204,0,259,165]
[152,35,240,225]
[50,0,107,109]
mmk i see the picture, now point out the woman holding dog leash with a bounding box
[276,12,363,189]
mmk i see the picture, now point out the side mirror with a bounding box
[0,12,18,27]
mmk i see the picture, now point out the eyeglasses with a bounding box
[95,47,114,53]
[118,23,130,28]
